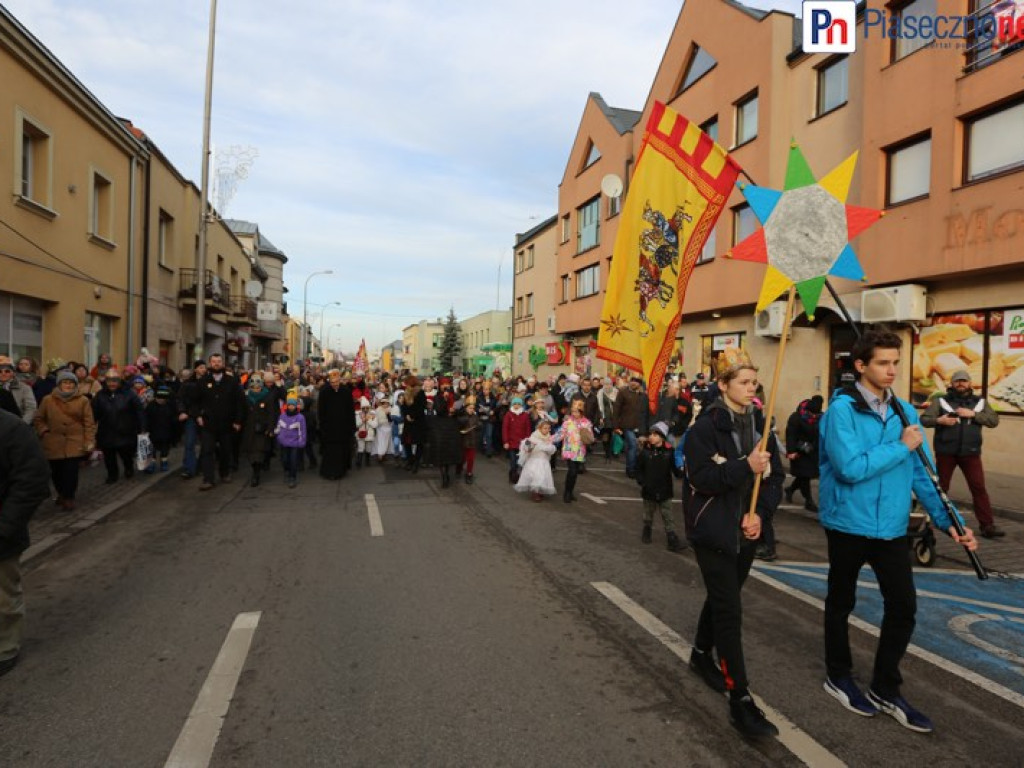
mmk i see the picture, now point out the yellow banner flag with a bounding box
[596,101,740,410]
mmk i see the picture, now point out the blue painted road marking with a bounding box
[755,563,1024,698]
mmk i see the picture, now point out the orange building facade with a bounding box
[541,0,1023,474]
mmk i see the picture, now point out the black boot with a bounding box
[689,648,726,693]
[784,485,795,504]
[805,498,819,513]
[729,695,779,739]
[356,453,363,469]
[250,464,261,487]
[563,487,572,504]
[641,524,653,544]
[666,531,685,553]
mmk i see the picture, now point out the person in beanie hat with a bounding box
[784,395,824,514]
[92,368,145,483]
[635,421,685,552]
[275,395,306,488]
[502,396,532,484]
[242,376,276,487]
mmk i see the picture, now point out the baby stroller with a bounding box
[908,504,937,567]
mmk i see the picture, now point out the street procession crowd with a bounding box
[0,329,1002,741]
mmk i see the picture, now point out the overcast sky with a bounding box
[5,0,802,353]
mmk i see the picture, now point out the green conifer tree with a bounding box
[439,308,463,373]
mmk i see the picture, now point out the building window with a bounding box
[527,245,535,268]
[158,210,174,267]
[735,91,758,146]
[561,275,571,303]
[575,264,600,298]
[816,56,848,116]
[887,135,931,205]
[893,0,937,61]
[678,44,718,94]
[584,141,601,169]
[89,168,114,245]
[965,0,1024,73]
[965,100,1024,182]
[526,293,534,316]
[432,333,441,348]
[516,297,523,319]
[515,249,525,274]
[700,332,746,379]
[0,292,44,361]
[560,214,570,244]
[700,116,719,143]
[699,227,717,263]
[83,312,114,368]
[576,196,600,253]
[607,193,622,217]
[15,110,53,211]
[732,204,757,245]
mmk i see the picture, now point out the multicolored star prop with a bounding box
[725,144,883,320]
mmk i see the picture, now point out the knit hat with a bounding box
[511,396,524,407]
[360,396,371,409]
[132,376,146,387]
[56,370,77,386]
[695,372,705,380]
[104,369,121,380]
[650,421,669,439]
[568,373,580,384]
[156,386,172,398]
[286,395,299,405]
[808,395,824,413]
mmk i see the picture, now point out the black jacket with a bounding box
[145,398,178,446]
[196,374,244,432]
[92,387,145,448]
[0,410,50,560]
[785,404,821,479]
[635,442,675,502]
[920,388,999,457]
[318,383,356,445]
[683,399,782,552]
[178,378,202,420]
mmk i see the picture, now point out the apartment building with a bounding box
[554,93,641,379]
[0,7,147,367]
[628,0,1023,474]
[510,215,566,378]
[402,319,445,375]
[460,308,512,376]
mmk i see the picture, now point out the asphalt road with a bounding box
[1,454,1022,767]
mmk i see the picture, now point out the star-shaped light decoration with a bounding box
[725,143,883,320]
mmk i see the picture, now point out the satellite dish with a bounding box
[244,280,263,299]
[600,174,623,198]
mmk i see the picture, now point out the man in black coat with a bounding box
[196,353,244,490]
[318,369,356,480]
[0,408,51,676]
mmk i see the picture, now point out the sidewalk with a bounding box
[23,446,184,565]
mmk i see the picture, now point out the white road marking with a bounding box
[583,496,682,504]
[165,611,262,768]
[948,614,1024,673]
[591,581,846,768]
[749,569,1024,710]
[366,493,384,537]
[580,493,607,505]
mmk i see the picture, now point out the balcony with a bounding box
[178,269,232,315]
[227,295,257,326]
[252,317,284,340]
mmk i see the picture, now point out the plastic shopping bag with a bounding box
[135,433,155,473]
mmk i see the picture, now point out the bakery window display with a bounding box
[911,309,1024,414]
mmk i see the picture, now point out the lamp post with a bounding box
[328,323,344,365]
[319,300,341,355]
[194,0,218,360]
[302,270,333,364]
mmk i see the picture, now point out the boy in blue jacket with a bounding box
[819,330,977,734]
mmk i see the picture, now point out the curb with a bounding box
[22,469,174,566]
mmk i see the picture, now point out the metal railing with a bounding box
[178,269,232,312]
[228,295,257,324]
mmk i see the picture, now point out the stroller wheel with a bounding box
[914,538,936,567]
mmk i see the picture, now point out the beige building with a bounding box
[460,308,512,376]
[402,319,445,375]
[511,215,568,378]
[1,7,277,372]
[225,219,288,367]
[1,7,148,368]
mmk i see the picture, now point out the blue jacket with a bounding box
[819,386,963,539]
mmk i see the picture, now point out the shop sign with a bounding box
[1006,308,1024,350]
[712,333,740,352]
[545,341,571,365]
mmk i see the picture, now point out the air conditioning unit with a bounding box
[547,314,557,332]
[860,284,927,323]
[755,301,790,338]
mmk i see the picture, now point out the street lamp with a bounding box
[327,323,344,365]
[302,270,333,364]
[319,300,342,355]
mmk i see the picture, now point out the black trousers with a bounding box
[824,529,916,698]
[564,460,582,497]
[200,428,233,483]
[102,445,134,480]
[788,476,814,501]
[693,542,756,696]
[49,458,81,500]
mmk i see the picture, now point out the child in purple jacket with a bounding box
[275,396,307,488]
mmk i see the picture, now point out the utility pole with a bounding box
[194,0,218,360]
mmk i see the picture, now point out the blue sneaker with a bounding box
[824,677,877,717]
[867,689,934,733]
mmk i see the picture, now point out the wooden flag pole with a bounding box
[744,284,797,528]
